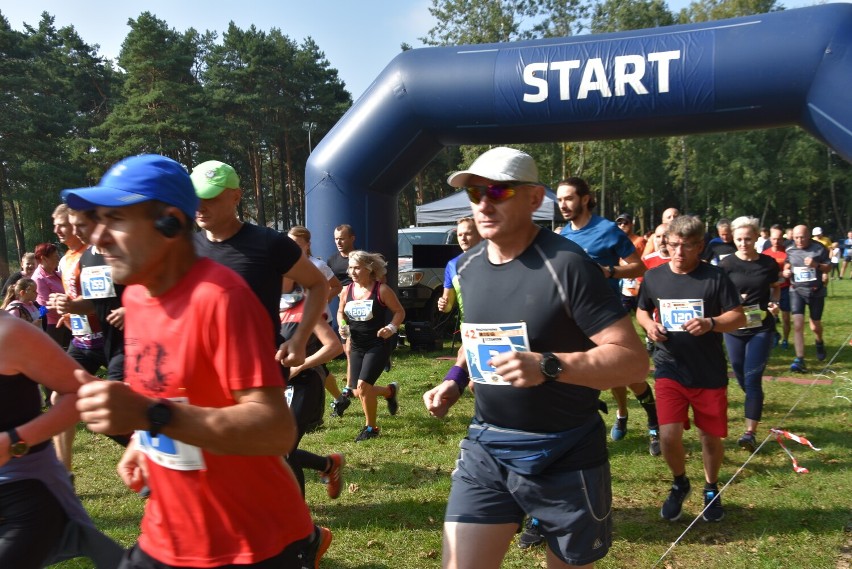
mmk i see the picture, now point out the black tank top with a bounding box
[344,282,388,350]
[1,373,50,453]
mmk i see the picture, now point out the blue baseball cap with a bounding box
[61,154,198,219]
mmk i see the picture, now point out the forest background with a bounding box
[1,0,850,280]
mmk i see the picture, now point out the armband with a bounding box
[385,323,398,334]
[443,365,470,392]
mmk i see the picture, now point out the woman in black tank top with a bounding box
[335,251,405,442]
[0,311,122,568]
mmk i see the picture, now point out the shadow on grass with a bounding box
[611,502,850,545]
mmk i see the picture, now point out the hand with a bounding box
[339,325,350,340]
[423,381,461,418]
[377,326,395,339]
[76,370,149,435]
[276,340,307,368]
[488,351,546,388]
[118,442,149,493]
[768,302,780,317]
[106,307,125,330]
[47,293,70,314]
[645,323,669,343]
[682,317,713,336]
[437,297,448,312]
[804,256,814,267]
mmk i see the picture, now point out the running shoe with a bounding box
[815,341,826,361]
[702,489,725,522]
[790,357,807,373]
[330,388,353,418]
[355,425,381,442]
[781,339,789,350]
[320,453,345,500]
[386,382,399,416]
[648,429,661,457]
[517,517,545,549]
[738,431,756,452]
[299,526,332,569]
[660,479,691,521]
[610,414,628,441]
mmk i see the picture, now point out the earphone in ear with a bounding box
[154,215,182,238]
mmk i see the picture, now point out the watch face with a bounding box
[149,403,172,426]
[542,354,562,378]
[10,441,29,457]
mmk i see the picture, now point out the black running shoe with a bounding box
[702,488,725,522]
[355,425,380,442]
[660,479,691,521]
[518,517,545,549]
[386,382,399,416]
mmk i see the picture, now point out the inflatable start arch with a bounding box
[306,4,852,278]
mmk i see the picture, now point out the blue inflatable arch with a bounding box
[306,4,852,280]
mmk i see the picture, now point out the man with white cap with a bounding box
[422,147,648,569]
[65,154,328,569]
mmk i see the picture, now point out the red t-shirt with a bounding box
[643,251,671,271]
[124,258,312,567]
[761,248,790,289]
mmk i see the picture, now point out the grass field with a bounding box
[56,279,852,568]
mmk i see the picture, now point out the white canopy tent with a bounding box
[415,188,562,227]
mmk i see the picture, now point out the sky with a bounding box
[1,0,845,100]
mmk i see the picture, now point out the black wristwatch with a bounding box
[147,399,173,438]
[6,428,29,458]
[540,353,563,382]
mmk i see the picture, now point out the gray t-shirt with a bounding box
[785,241,828,298]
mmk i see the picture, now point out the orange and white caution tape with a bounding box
[769,428,821,473]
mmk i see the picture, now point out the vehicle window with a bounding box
[398,231,456,257]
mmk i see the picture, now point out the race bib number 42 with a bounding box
[659,299,704,331]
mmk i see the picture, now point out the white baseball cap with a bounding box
[447,147,539,188]
[812,227,823,236]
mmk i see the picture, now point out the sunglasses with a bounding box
[465,182,528,204]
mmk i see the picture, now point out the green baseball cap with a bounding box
[190,160,240,199]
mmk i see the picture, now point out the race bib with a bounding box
[741,303,765,329]
[792,266,816,283]
[461,322,530,385]
[344,299,374,322]
[80,266,116,299]
[659,299,704,331]
[69,314,92,336]
[136,397,205,471]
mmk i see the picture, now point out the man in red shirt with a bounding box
[761,226,791,349]
[66,155,329,569]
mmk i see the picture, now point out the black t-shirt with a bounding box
[702,240,737,265]
[195,223,301,345]
[459,229,625,434]
[718,254,779,336]
[326,253,352,285]
[638,262,741,388]
[1,271,24,299]
[79,247,125,360]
